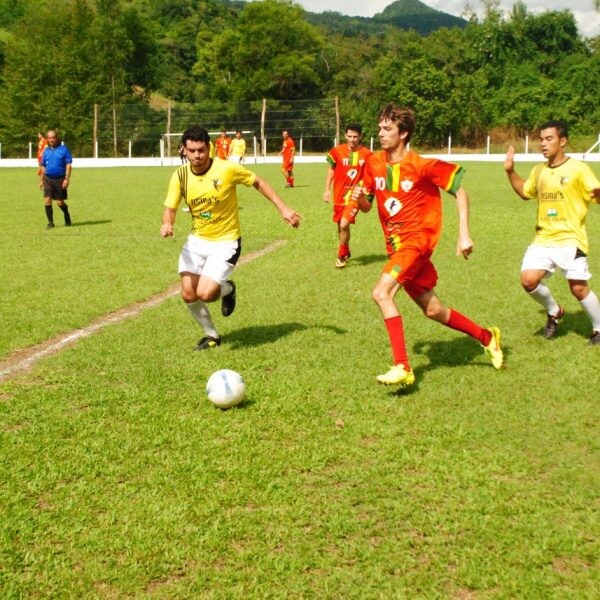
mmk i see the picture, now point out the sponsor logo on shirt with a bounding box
[401,179,413,192]
[384,197,403,216]
[547,208,558,217]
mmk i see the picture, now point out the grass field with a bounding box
[1,162,599,597]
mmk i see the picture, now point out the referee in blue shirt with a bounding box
[40,129,73,229]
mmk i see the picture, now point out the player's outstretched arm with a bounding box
[160,207,177,237]
[454,187,474,260]
[253,176,302,228]
[504,145,528,199]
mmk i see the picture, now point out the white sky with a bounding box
[244,0,599,38]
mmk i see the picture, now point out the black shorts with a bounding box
[43,176,68,201]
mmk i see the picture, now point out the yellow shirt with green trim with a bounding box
[523,157,600,253]
[164,159,256,241]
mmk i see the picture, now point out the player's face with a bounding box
[282,131,289,139]
[378,119,404,151]
[539,128,566,161]
[46,131,59,148]
[185,140,211,172]
[345,129,361,150]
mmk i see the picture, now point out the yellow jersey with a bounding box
[164,159,256,241]
[523,157,600,253]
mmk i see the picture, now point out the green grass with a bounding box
[1,162,599,597]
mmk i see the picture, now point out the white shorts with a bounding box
[521,245,592,281]
[178,234,241,285]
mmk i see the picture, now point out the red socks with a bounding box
[445,309,491,345]
[384,316,410,368]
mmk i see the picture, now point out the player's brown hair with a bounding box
[378,104,416,143]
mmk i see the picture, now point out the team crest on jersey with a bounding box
[559,176,569,187]
[212,178,223,191]
[384,197,403,216]
[400,179,413,192]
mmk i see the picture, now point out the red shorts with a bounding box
[332,201,359,224]
[282,160,294,171]
[383,246,438,300]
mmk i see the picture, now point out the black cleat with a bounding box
[65,215,72,226]
[588,331,600,346]
[46,222,55,229]
[543,306,565,339]
[194,336,221,351]
[221,280,236,317]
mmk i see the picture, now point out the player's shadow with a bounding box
[352,254,385,267]
[413,335,510,375]
[68,220,112,227]
[226,322,346,349]
[533,308,589,340]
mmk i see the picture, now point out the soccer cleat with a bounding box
[543,306,565,339]
[588,331,600,346]
[376,364,415,387]
[483,326,503,369]
[65,215,72,226]
[194,336,221,351]
[46,222,55,229]
[221,280,236,317]
[335,254,350,268]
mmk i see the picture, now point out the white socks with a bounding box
[528,283,560,316]
[580,290,600,332]
[186,299,219,338]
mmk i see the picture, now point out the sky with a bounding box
[256,0,599,38]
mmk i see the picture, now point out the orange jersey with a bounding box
[215,136,232,160]
[326,143,372,205]
[362,150,464,255]
[281,137,295,164]
[37,138,48,165]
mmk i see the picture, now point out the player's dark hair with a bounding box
[346,123,362,135]
[182,126,210,146]
[539,120,568,139]
[378,104,416,143]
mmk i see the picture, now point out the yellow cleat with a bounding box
[483,327,503,369]
[376,364,415,387]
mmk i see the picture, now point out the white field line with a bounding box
[0,240,285,382]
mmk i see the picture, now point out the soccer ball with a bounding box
[206,369,246,409]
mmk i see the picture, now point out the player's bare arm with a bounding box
[351,186,372,213]
[253,177,302,228]
[160,207,177,237]
[504,145,527,199]
[454,187,474,259]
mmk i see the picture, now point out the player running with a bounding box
[161,126,301,351]
[504,120,600,344]
[323,123,372,268]
[353,104,503,387]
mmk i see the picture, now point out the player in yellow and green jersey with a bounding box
[161,126,301,350]
[505,120,600,344]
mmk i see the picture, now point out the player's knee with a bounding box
[520,273,539,292]
[371,287,389,306]
[180,288,197,303]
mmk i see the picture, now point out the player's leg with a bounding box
[521,245,563,338]
[407,258,503,369]
[565,251,600,343]
[56,198,71,226]
[44,195,54,229]
[201,238,241,318]
[336,203,358,268]
[372,257,413,386]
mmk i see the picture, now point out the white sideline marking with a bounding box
[0,240,285,382]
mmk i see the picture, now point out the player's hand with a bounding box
[282,207,302,228]
[160,223,174,237]
[323,190,330,203]
[456,235,474,260]
[504,145,515,173]
[351,186,364,201]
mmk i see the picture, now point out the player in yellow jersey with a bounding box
[161,126,302,350]
[505,120,600,344]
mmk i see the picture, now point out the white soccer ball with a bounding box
[206,369,246,409]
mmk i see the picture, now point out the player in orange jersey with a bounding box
[279,130,295,187]
[353,104,503,387]
[323,123,371,268]
[36,131,48,179]
[215,130,232,160]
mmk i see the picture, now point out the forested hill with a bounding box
[0,0,598,156]
[306,0,467,35]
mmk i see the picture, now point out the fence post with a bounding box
[486,135,490,154]
[525,135,529,154]
[300,136,303,157]
[128,140,132,158]
[448,134,452,155]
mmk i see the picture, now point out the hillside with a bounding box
[306,0,467,36]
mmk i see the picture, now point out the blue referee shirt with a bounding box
[41,144,73,177]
